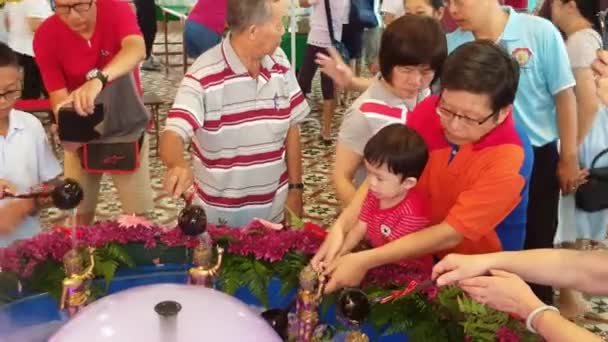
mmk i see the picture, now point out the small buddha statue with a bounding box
[295,264,326,342]
[187,233,224,287]
[60,247,95,317]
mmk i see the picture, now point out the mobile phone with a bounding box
[57,104,105,142]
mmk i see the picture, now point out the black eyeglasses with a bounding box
[0,89,22,102]
[435,96,497,126]
[51,0,94,15]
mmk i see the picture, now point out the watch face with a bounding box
[86,69,99,80]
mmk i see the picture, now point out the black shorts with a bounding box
[341,23,365,60]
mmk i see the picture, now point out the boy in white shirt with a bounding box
[0,42,61,247]
[6,0,52,99]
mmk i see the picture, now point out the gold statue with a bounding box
[60,247,95,317]
[345,331,369,342]
[187,234,224,287]
[295,264,326,342]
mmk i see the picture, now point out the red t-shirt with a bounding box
[406,96,526,256]
[33,0,142,93]
[359,188,432,274]
[187,0,227,35]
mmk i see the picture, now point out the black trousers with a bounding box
[17,53,47,99]
[524,142,560,304]
[134,0,157,58]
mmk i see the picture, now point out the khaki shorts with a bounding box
[362,27,382,64]
[63,134,154,215]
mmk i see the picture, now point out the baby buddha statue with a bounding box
[295,264,326,342]
[187,233,224,287]
[60,247,95,317]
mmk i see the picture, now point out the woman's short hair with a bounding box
[379,14,447,83]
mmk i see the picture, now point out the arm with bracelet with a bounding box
[529,306,602,342]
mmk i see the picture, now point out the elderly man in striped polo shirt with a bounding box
[160,0,310,227]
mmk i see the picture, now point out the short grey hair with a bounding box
[227,0,279,33]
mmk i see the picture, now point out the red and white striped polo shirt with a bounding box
[165,37,309,227]
[359,188,433,272]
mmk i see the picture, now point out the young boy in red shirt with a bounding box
[337,123,432,274]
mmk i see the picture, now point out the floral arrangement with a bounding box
[0,218,538,342]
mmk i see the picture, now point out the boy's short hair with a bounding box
[0,42,18,69]
[364,123,428,181]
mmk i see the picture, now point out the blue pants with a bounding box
[184,20,222,59]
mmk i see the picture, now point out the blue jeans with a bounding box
[184,20,222,59]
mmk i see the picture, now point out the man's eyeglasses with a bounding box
[51,0,94,15]
[435,99,497,126]
[0,89,22,102]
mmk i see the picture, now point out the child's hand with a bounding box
[0,179,17,199]
[310,227,344,272]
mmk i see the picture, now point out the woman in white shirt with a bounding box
[552,0,607,320]
[6,0,52,99]
[334,15,446,206]
[297,0,349,143]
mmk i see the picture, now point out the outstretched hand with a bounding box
[458,269,545,319]
[315,47,354,89]
[432,253,493,286]
[310,226,344,273]
[322,252,369,294]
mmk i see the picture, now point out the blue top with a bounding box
[447,7,575,147]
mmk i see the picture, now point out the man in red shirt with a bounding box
[313,41,533,293]
[34,0,153,225]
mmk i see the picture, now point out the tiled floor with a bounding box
[37,32,608,338]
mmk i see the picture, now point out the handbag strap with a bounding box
[323,0,338,44]
[591,147,608,169]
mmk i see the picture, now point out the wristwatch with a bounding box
[288,183,304,190]
[86,68,108,88]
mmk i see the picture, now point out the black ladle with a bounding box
[337,288,371,326]
[2,178,83,210]
[177,194,207,237]
[261,299,296,340]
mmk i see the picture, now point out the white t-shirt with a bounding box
[307,0,350,48]
[381,0,404,16]
[6,0,53,56]
[0,110,62,247]
[0,8,8,44]
[338,77,430,186]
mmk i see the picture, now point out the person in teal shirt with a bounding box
[445,0,580,305]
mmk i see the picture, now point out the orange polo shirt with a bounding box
[407,96,527,256]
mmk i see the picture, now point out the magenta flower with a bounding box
[496,327,520,342]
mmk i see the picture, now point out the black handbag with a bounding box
[79,134,144,174]
[324,0,350,62]
[575,147,608,212]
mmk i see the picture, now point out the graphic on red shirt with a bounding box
[359,188,432,273]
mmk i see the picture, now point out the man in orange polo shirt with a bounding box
[312,41,534,293]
